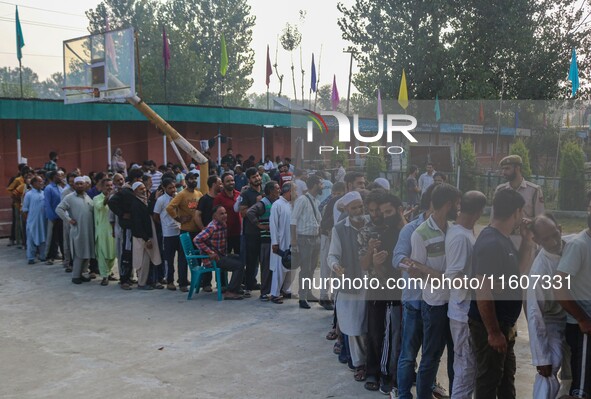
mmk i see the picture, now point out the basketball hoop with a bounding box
[62,86,100,99]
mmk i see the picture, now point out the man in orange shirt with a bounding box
[166,171,202,292]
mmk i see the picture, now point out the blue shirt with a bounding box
[392,212,426,307]
[44,182,63,221]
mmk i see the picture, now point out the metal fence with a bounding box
[382,171,591,211]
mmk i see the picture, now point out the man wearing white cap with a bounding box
[56,176,95,284]
[328,190,369,382]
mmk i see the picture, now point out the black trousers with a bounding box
[218,254,244,293]
[118,228,134,284]
[366,300,388,378]
[47,218,63,260]
[244,233,261,290]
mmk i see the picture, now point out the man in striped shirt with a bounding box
[194,205,245,300]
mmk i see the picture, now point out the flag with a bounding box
[568,48,579,98]
[105,16,118,73]
[265,45,272,87]
[479,102,484,124]
[398,69,408,110]
[331,75,339,111]
[434,95,441,121]
[163,27,170,70]
[15,6,24,61]
[220,33,228,77]
[310,53,317,92]
[377,89,383,115]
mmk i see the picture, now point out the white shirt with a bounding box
[294,178,308,197]
[445,224,475,322]
[418,171,435,193]
[153,193,181,237]
[527,236,574,366]
[291,193,321,236]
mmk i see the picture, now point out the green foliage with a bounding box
[509,139,532,178]
[559,140,586,210]
[364,154,386,181]
[86,0,255,106]
[330,135,349,168]
[338,0,590,101]
[0,67,63,99]
[459,138,477,192]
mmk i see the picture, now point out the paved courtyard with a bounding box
[0,237,540,399]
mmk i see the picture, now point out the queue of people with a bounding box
[5,148,591,399]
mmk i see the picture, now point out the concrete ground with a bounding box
[0,237,540,399]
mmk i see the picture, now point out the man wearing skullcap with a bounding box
[56,176,95,284]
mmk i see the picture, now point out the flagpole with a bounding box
[107,122,112,170]
[164,68,167,103]
[314,44,322,112]
[344,49,355,114]
[493,70,505,170]
[19,59,23,98]
[217,126,222,165]
[16,120,22,163]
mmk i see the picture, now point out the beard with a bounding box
[504,171,517,182]
[384,214,402,229]
[350,215,365,224]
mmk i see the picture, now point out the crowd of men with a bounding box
[5,148,591,399]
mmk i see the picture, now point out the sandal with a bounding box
[270,295,283,304]
[326,329,338,340]
[364,375,379,391]
[354,366,367,382]
[333,341,342,355]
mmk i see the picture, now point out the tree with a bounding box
[338,0,590,101]
[86,0,255,106]
[280,23,302,102]
[509,139,532,179]
[559,140,586,210]
[0,67,40,98]
[38,72,64,100]
[458,138,477,192]
[364,154,386,181]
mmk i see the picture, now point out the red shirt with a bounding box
[213,190,241,237]
[279,172,293,188]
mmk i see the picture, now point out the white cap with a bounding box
[374,177,390,190]
[131,182,144,191]
[340,191,362,207]
[74,176,85,184]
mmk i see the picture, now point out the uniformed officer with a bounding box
[491,155,544,268]
[492,154,544,220]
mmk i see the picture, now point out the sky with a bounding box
[0,0,358,96]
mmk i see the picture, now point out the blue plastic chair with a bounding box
[179,232,226,301]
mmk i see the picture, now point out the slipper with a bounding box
[364,376,379,391]
[354,366,367,382]
[326,329,338,340]
[270,296,283,304]
[333,341,342,355]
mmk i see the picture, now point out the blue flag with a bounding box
[568,48,579,97]
[15,6,25,62]
[434,95,441,121]
[310,53,317,92]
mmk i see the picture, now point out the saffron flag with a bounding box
[331,75,339,111]
[220,33,228,77]
[377,89,383,115]
[15,6,24,61]
[163,27,170,70]
[310,53,317,92]
[266,45,272,87]
[398,69,408,110]
[434,95,441,121]
[568,48,579,98]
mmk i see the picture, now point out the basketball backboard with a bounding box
[63,27,135,104]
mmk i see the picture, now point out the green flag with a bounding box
[220,33,228,77]
[15,6,25,62]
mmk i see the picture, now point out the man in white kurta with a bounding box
[22,176,47,264]
[527,215,573,399]
[57,176,95,283]
[444,191,486,399]
[328,191,368,377]
[269,183,294,302]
